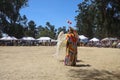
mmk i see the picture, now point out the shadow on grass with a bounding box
[68,69,120,80]
[76,60,84,62]
[59,59,84,62]
[74,64,91,67]
[60,59,91,68]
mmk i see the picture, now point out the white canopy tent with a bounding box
[37,37,51,42]
[89,37,99,42]
[101,37,118,41]
[26,37,35,40]
[79,35,88,43]
[0,36,17,40]
[51,39,57,42]
[79,35,88,40]
[21,37,35,40]
[11,37,17,40]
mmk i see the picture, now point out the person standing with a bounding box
[64,27,79,66]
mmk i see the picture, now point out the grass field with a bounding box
[0,46,120,80]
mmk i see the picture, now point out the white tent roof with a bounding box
[26,37,35,40]
[21,37,35,40]
[101,38,109,41]
[51,39,57,42]
[79,35,88,40]
[101,37,118,41]
[90,37,99,42]
[1,36,8,40]
[37,37,51,40]
[11,37,17,40]
[0,36,17,40]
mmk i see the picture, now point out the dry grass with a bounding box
[0,46,120,80]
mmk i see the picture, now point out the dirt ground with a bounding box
[0,46,120,80]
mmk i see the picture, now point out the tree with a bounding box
[75,0,94,38]
[57,26,67,35]
[18,15,28,27]
[0,0,28,24]
[25,20,37,38]
[46,22,57,39]
[76,0,120,38]
[0,0,28,37]
[14,24,24,38]
[37,22,57,39]
[0,30,2,38]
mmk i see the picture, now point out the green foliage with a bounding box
[0,0,28,24]
[0,0,28,38]
[36,22,57,39]
[76,0,120,39]
[24,20,37,38]
[57,26,67,35]
[0,31,2,38]
[76,0,94,38]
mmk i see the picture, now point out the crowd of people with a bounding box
[0,40,57,46]
[80,39,120,48]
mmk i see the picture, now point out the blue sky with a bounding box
[20,0,82,29]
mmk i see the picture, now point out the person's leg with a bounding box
[71,53,76,66]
